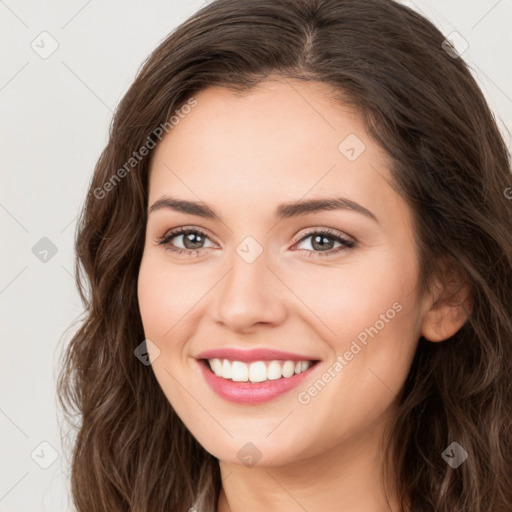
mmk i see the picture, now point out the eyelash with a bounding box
[156,227,356,258]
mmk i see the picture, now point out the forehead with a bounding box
[148,79,406,227]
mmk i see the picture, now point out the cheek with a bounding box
[342,251,420,381]
[289,247,419,342]
[137,254,203,339]
[137,255,202,412]
[137,259,169,338]
[286,254,420,449]
[290,245,422,409]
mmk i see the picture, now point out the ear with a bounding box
[420,260,473,342]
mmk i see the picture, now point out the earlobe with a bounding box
[420,263,473,343]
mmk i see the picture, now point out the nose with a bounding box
[212,246,288,333]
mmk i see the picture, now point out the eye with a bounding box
[292,228,356,258]
[156,226,356,258]
[156,227,216,256]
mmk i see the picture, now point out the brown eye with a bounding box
[157,227,215,255]
[293,229,356,258]
[180,231,206,250]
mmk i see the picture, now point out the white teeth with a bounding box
[210,358,223,376]
[207,358,314,382]
[300,361,310,372]
[231,361,249,382]
[222,359,232,379]
[282,360,295,378]
[249,361,267,382]
[267,360,282,380]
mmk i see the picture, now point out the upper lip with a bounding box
[195,348,320,362]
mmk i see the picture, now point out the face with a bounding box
[137,78,432,467]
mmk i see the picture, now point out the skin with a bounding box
[137,78,470,512]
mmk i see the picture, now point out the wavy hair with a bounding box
[57,0,512,510]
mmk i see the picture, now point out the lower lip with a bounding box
[197,360,317,404]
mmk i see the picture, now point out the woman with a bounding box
[57,0,512,511]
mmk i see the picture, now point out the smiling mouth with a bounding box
[200,358,320,383]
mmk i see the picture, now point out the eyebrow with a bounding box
[148,195,378,223]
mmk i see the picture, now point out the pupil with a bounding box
[184,232,203,249]
[312,234,334,251]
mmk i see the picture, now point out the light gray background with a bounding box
[1,1,511,511]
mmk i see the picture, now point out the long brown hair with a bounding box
[57,0,512,510]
